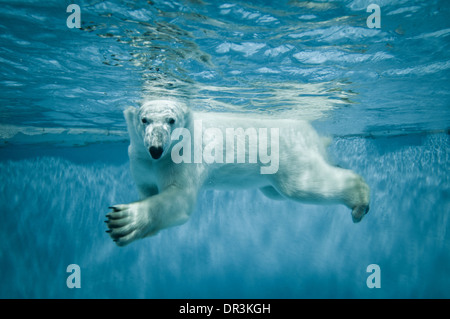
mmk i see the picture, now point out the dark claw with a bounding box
[105,230,111,233]
[109,206,120,212]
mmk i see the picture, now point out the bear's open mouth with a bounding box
[149,146,163,159]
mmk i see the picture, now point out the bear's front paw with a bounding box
[105,202,159,246]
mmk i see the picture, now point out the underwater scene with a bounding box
[0,0,449,298]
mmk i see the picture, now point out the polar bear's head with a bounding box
[136,99,190,160]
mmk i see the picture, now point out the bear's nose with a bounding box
[149,146,163,159]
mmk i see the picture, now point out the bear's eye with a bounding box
[141,118,147,124]
[168,118,175,125]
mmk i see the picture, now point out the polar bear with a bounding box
[105,99,370,246]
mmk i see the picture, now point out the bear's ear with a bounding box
[124,106,138,127]
[123,106,141,145]
[176,101,191,123]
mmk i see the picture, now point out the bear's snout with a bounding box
[149,146,163,159]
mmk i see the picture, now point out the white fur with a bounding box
[106,100,370,246]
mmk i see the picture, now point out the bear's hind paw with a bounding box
[351,204,370,223]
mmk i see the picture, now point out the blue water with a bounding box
[0,0,449,298]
